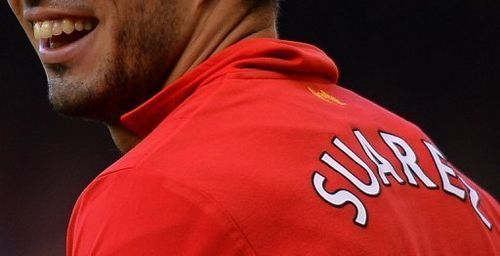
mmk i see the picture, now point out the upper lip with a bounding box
[23,6,96,22]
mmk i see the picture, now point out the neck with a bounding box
[166,1,278,84]
[108,1,278,153]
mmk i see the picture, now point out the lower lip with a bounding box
[38,27,98,64]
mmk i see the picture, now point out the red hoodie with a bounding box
[67,38,499,255]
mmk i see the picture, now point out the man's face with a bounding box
[8,0,190,122]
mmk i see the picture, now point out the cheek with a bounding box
[8,0,38,49]
[7,0,25,27]
[7,0,21,13]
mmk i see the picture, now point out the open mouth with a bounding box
[33,19,98,49]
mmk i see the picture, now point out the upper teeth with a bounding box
[33,19,95,40]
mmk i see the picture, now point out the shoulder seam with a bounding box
[186,183,259,256]
[94,166,259,255]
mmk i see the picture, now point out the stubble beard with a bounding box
[46,1,178,124]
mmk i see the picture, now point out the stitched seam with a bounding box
[201,69,333,84]
[95,166,259,255]
[96,167,137,179]
[180,183,259,256]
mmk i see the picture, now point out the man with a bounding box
[7,0,499,255]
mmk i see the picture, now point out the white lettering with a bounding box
[313,172,368,226]
[459,177,493,230]
[424,141,466,200]
[354,130,405,185]
[313,129,493,229]
[322,137,381,196]
[380,132,437,188]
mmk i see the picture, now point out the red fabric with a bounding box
[67,38,500,255]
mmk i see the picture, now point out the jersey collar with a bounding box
[120,38,339,138]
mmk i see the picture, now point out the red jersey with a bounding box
[67,38,500,255]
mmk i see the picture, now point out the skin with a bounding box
[8,0,278,152]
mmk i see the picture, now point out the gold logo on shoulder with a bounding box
[308,87,346,105]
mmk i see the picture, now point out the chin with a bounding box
[48,80,117,122]
[49,97,115,122]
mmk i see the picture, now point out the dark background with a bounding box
[1,1,498,255]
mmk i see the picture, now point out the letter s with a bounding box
[313,172,368,226]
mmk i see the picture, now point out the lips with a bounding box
[24,7,99,64]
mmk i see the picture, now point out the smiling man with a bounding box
[7,0,500,255]
[9,0,279,151]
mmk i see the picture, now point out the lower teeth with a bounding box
[45,30,91,49]
[49,41,63,49]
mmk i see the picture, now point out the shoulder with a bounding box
[67,167,256,256]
